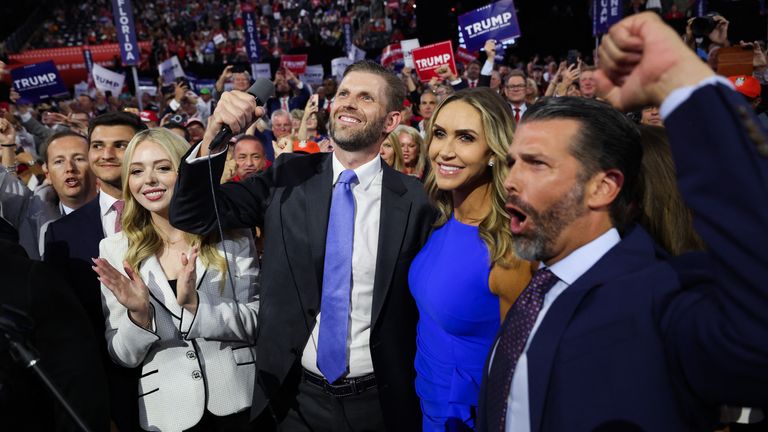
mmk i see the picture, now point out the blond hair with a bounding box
[395,124,426,178]
[383,127,406,171]
[120,128,227,284]
[424,88,520,268]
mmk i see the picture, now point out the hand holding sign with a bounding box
[412,41,458,82]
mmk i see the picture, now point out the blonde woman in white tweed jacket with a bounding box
[92,128,259,432]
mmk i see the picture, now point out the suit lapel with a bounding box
[302,155,333,301]
[526,227,657,432]
[140,254,184,320]
[371,166,410,326]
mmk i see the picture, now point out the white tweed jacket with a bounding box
[99,231,260,432]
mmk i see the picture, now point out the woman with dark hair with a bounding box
[635,125,705,255]
[409,87,534,431]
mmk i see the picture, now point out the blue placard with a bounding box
[696,0,707,17]
[111,0,140,66]
[11,61,69,103]
[83,49,94,73]
[458,0,521,53]
[593,0,623,36]
[243,10,260,63]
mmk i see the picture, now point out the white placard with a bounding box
[301,64,324,87]
[74,82,89,98]
[158,56,186,83]
[92,65,126,95]
[400,38,421,69]
[331,57,353,80]
[213,33,226,46]
[251,63,272,79]
[139,85,158,96]
[348,45,366,62]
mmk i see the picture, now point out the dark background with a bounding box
[416,0,768,62]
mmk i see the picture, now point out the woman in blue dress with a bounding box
[409,88,534,431]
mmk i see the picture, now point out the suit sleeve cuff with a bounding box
[450,78,463,86]
[184,141,228,164]
[660,75,734,120]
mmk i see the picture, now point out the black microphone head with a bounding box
[247,79,276,106]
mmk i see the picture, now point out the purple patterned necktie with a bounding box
[317,169,358,383]
[112,200,125,233]
[486,268,559,431]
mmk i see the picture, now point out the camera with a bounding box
[169,113,188,125]
[691,13,719,39]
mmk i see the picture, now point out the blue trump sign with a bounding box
[111,0,140,65]
[458,0,521,53]
[593,0,623,36]
[11,61,68,103]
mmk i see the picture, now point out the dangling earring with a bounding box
[488,159,495,167]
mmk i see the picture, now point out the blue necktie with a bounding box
[317,169,358,383]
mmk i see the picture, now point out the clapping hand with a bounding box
[0,118,16,145]
[92,258,153,329]
[176,247,200,315]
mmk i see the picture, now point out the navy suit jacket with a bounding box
[265,83,311,118]
[44,196,140,432]
[477,83,768,431]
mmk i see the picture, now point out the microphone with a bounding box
[207,78,276,151]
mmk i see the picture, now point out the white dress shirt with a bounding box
[99,190,121,238]
[302,153,382,378]
[504,228,621,432]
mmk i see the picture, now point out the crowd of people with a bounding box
[1,2,768,432]
[26,0,417,72]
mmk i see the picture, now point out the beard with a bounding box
[510,182,586,262]
[330,111,387,152]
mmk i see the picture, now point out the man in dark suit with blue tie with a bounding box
[170,60,433,431]
[478,12,768,432]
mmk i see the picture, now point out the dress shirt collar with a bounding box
[331,152,382,191]
[542,227,621,286]
[99,189,121,216]
[59,202,75,215]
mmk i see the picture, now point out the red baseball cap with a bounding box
[139,110,159,123]
[728,75,761,99]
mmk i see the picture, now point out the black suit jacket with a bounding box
[44,196,140,432]
[170,150,434,431]
[0,238,109,431]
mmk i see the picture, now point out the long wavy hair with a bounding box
[383,127,406,171]
[424,88,520,268]
[396,124,427,178]
[636,125,705,255]
[121,128,227,282]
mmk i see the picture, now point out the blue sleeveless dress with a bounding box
[409,215,500,431]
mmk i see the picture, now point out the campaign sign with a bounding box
[281,54,308,75]
[158,56,185,83]
[243,10,259,62]
[331,57,353,80]
[11,61,68,103]
[458,0,521,52]
[400,38,420,69]
[301,64,324,87]
[411,41,458,82]
[251,63,272,79]
[592,0,623,36]
[456,47,479,64]
[348,45,366,62]
[92,64,126,95]
[74,82,89,98]
[110,0,140,65]
[381,44,403,67]
[83,49,94,73]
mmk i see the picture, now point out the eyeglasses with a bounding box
[505,84,527,90]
